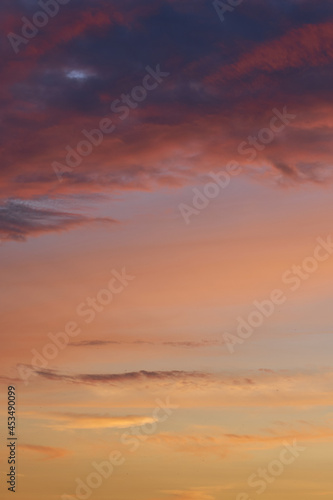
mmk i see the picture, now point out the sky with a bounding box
[0,0,333,499]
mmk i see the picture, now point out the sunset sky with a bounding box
[1,1,333,499]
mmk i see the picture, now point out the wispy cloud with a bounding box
[22,367,333,410]
[32,368,210,385]
[47,412,158,430]
[151,422,333,458]
[69,338,224,348]
[0,199,115,241]
[20,410,159,431]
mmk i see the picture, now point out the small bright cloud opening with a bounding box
[66,69,92,80]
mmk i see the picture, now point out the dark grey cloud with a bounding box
[32,368,209,385]
[272,160,297,178]
[69,338,224,348]
[22,367,259,389]
[0,199,115,241]
[70,340,122,347]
